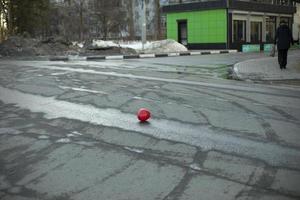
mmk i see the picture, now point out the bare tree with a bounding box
[155,0,161,40]
[49,0,89,41]
[93,0,127,40]
[1,0,164,42]
[79,0,83,40]
[0,0,12,36]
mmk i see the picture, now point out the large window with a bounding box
[266,16,276,42]
[237,0,292,5]
[251,21,262,42]
[233,20,246,42]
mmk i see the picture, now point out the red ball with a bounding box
[137,108,151,122]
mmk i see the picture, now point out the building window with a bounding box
[233,20,246,42]
[251,21,262,42]
[266,16,276,42]
[241,0,292,5]
[277,0,291,5]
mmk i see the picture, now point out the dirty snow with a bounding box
[92,40,119,48]
[0,37,187,57]
[120,39,188,53]
[89,39,188,53]
[72,41,84,48]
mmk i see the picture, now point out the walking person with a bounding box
[274,20,294,69]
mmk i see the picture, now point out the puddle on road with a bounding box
[58,86,108,95]
[0,86,300,169]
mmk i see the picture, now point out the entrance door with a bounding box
[178,20,187,45]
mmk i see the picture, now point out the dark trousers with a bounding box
[277,49,288,69]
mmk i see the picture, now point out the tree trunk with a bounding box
[103,16,107,40]
[0,0,8,39]
[155,0,161,40]
[7,0,13,35]
[128,0,135,40]
[79,0,83,41]
[0,10,3,41]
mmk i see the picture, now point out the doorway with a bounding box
[177,20,187,45]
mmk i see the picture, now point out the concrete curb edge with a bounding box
[49,50,238,61]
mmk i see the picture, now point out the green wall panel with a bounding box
[166,9,227,44]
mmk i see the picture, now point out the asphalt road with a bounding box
[0,52,300,200]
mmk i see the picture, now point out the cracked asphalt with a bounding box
[0,52,300,200]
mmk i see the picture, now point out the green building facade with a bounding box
[162,0,297,51]
[167,9,227,47]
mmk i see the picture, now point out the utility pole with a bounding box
[155,0,161,40]
[141,0,146,51]
[128,0,134,40]
[79,0,83,41]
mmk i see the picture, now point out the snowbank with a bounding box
[92,40,119,48]
[120,39,188,53]
[89,39,188,53]
[72,41,84,48]
[0,37,188,57]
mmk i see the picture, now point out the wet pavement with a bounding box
[0,53,300,200]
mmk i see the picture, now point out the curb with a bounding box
[49,49,238,61]
[232,54,300,81]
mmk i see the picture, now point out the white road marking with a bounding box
[59,86,108,95]
[139,54,155,58]
[105,55,124,60]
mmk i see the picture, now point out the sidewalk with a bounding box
[233,50,300,81]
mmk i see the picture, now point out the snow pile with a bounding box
[85,39,187,54]
[0,37,188,57]
[83,39,136,56]
[92,40,119,48]
[119,41,151,51]
[119,39,188,53]
[72,41,84,48]
[143,39,188,53]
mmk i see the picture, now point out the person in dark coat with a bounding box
[274,20,294,69]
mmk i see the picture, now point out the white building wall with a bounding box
[293,3,300,41]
